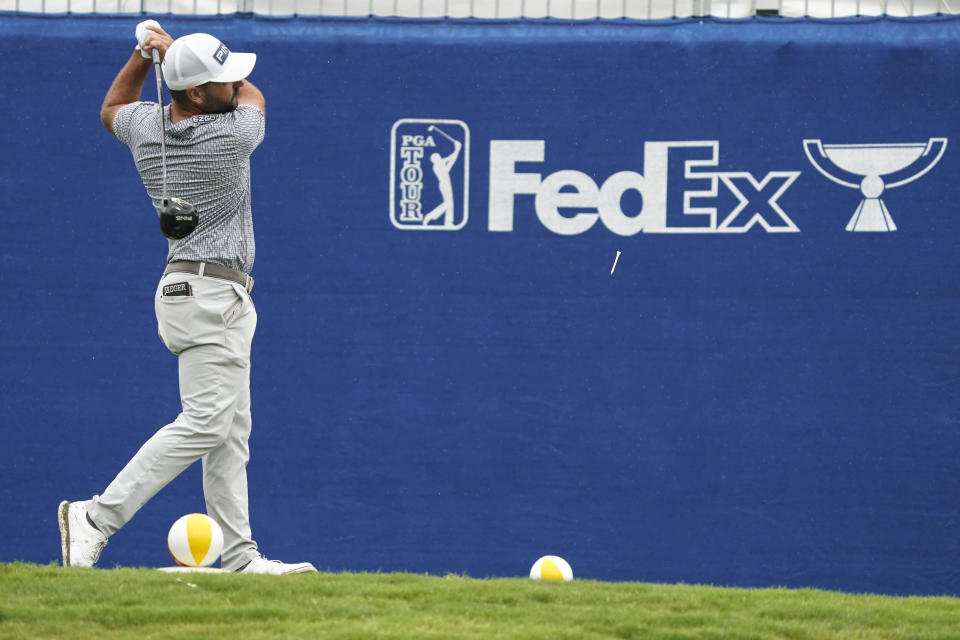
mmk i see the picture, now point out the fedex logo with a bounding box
[488,140,800,235]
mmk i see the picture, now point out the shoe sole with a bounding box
[58,501,70,567]
[286,564,318,574]
[238,563,318,575]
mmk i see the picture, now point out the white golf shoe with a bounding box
[238,555,318,575]
[58,500,108,568]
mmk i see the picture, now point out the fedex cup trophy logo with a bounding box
[390,119,470,230]
[803,138,947,231]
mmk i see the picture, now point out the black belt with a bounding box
[163,261,254,293]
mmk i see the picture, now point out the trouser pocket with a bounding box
[155,274,247,355]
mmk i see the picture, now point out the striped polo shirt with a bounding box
[113,102,265,275]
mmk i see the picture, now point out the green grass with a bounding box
[1,563,959,639]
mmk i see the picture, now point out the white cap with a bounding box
[162,33,256,91]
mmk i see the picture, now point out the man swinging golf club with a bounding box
[57,22,317,575]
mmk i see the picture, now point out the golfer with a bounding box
[57,23,317,575]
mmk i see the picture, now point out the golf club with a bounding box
[151,48,198,240]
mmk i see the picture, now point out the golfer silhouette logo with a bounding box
[390,119,470,231]
[421,126,463,227]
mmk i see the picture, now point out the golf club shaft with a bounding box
[151,48,167,200]
[430,126,456,145]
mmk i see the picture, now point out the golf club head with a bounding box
[158,197,199,240]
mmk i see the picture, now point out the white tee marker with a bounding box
[611,251,621,275]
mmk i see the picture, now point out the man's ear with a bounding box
[185,86,205,106]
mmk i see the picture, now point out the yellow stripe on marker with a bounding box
[186,514,212,566]
[541,558,564,580]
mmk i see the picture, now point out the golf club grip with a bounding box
[151,48,160,64]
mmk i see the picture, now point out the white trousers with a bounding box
[88,272,260,571]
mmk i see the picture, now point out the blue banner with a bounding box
[1,14,959,595]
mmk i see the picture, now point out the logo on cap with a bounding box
[213,43,230,66]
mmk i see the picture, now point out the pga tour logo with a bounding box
[390,119,470,230]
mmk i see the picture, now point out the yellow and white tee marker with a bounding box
[167,513,224,568]
[529,555,574,581]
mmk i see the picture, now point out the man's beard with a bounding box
[205,89,239,114]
